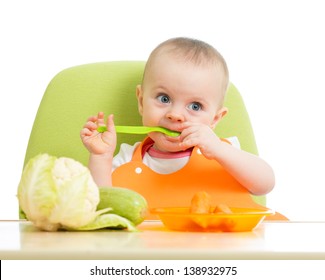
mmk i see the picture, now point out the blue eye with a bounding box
[157,94,170,104]
[188,102,202,111]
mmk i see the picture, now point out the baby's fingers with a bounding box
[179,134,199,150]
[80,127,93,140]
[179,141,196,151]
[106,114,115,133]
[87,114,99,123]
[83,120,98,131]
[97,112,106,126]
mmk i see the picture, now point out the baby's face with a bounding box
[137,53,226,152]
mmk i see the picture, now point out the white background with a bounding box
[1,0,325,221]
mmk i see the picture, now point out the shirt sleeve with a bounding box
[111,142,140,172]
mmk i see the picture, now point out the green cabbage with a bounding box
[17,154,136,232]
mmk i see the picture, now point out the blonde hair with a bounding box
[143,37,229,96]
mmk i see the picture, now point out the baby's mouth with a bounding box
[164,134,181,142]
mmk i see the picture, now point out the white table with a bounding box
[1,220,325,259]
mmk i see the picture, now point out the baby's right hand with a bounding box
[80,112,117,156]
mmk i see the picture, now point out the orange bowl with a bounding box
[150,207,274,232]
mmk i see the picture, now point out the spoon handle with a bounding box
[115,126,153,134]
[97,125,180,137]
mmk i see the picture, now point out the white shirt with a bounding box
[112,136,240,175]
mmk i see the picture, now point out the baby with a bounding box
[80,37,275,213]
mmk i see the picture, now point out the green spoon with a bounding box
[97,125,180,137]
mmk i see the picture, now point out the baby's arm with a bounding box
[179,123,275,195]
[207,140,274,195]
[80,112,116,186]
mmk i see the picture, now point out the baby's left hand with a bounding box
[178,122,222,159]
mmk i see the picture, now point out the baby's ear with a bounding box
[211,107,228,129]
[136,85,144,116]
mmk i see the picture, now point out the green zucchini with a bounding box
[97,186,148,226]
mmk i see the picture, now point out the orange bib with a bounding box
[112,137,286,220]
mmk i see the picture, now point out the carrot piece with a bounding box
[190,191,211,214]
[213,203,233,214]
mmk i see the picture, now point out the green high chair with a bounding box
[22,61,270,218]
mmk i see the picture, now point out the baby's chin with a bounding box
[150,134,183,153]
[153,144,184,154]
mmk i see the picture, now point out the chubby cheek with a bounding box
[142,116,157,127]
[141,108,162,127]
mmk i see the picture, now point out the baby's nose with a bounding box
[166,111,185,122]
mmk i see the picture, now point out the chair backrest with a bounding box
[23,61,264,205]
